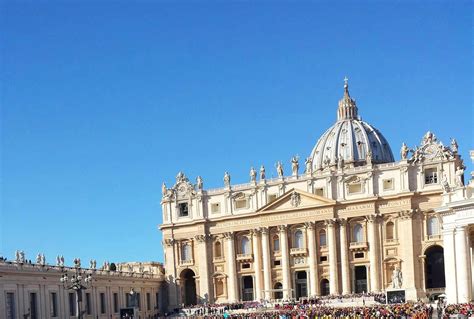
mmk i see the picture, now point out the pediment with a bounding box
[257,188,335,212]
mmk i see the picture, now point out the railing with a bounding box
[213,256,225,263]
[236,254,253,261]
[349,241,368,249]
[180,259,194,266]
[290,248,308,256]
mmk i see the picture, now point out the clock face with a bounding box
[178,185,186,195]
[424,144,438,159]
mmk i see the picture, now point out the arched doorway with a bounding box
[242,276,254,301]
[320,279,330,296]
[425,245,446,289]
[181,269,197,306]
[295,271,308,299]
[354,266,368,293]
[274,282,283,300]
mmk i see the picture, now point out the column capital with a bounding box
[398,209,415,220]
[325,219,337,227]
[194,234,209,243]
[455,225,467,233]
[223,232,234,240]
[366,214,380,223]
[250,228,261,236]
[338,218,348,227]
[278,224,288,232]
[261,227,270,235]
[163,238,176,247]
[304,221,315,230]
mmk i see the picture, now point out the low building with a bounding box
[0,258,165,319]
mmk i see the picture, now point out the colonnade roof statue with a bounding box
[309,77,395,171]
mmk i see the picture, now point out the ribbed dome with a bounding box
[310,79,394,170]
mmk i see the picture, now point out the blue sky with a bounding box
[1,1,472,265]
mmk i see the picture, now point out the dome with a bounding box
[310,79,394,170]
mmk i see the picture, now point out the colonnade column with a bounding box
[367,214,380,292]
[251,229,263,301]
[327,219,339,295]
[224,232,238,302]
[278,225,291,299]
[305,222,319,297]
[195,235,212,303]
[339,219,351,294]
[398,210,418,300]
[442,227,457,303]
[455,226,472,303]
[261,227,272,300]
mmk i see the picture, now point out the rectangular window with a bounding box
[319,256,328,262]
[355,252,365,259]
[178,203,189,217]
[126,293,132,308]
[155,293,159,310]
[235,199,247,209]
[100,292,106,314]
[242,263,251,269]
[273,259,281,266]
[425,168,438,184]
[314,188,324,197]
[50,292,58,317]
[146,293,151,311]
[30,293,38,319]
[113,293,119,313]
[267,194,277,203]
[85,293,92,315]
[6,292,16,319]
[211,203,220,213]
[136,293,141,310]
[348,183,362,194]
[383,179,394,191]
[68,293,76,316]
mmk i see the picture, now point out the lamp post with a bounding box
[60,266,92,319]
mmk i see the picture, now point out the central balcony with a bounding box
[236,254,253,262]
[180,259,194,266]
[290,248,308,256]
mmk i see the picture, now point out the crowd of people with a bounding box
[172,294,474,319]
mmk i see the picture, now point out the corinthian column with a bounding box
[251,229,263,300]
[397,210,417,300]
[278,225,291,299]
[261,227,272,300]
[305,222,318,297]
[339,219,350,294]
[455,226,472,302]
[195,235,212,303]
[367,215,380,292]
[224,232,238,301]
[326,219,339,294]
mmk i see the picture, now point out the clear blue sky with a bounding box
[1,1,472,265]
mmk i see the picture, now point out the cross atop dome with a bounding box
[337,77,357,120]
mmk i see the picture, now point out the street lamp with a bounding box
[60,267,92,319]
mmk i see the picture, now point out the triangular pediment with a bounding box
[257,188,335,212]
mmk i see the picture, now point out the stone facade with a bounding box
[160,81,471,308]
[0,260,165,319]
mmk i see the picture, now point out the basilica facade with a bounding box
[160,81,473,309]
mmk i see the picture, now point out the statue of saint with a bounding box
[260,165,266,180]
[223,172,231,187]
[60,255,65,267]
[161,182,167,197]
[196,176,203,190]
[56,255,61,266]
[337,155,344,170]
[455,166,465,187]
[291,156,299,176]
[19,251,25,263]
[36,253,42,265]
[451,138,458,153]
[400,143,409,160]
[249,167,256,183]
[366,151,373,165]
[15,250,20,263]
[391,266,403,289]
[441,174,450,193]
[276,161,284,178]
[305,157,313,174]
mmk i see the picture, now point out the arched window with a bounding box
[427,217,439,236]
[182,243,192,261]
[294,230,303,248]
[353,224,363,242]
[241,237,250,254]
[215,241,222,258]
[273,235,280,252]
[386,221,395,240]
[319,230,327,247]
